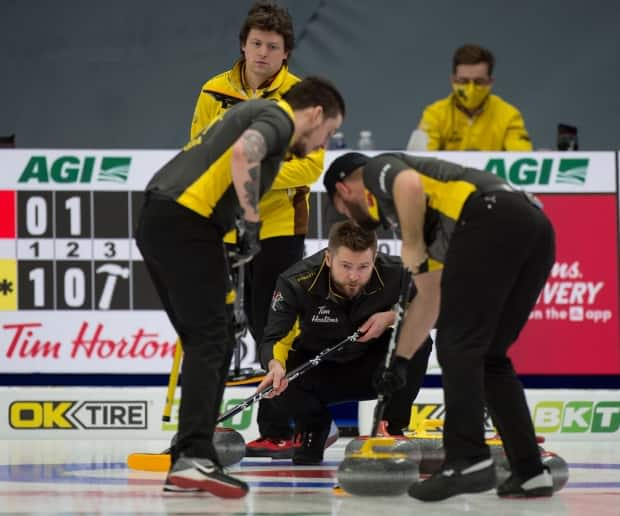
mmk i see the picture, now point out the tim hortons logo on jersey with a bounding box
[311,305,339,324]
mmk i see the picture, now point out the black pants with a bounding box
[243,235,305,439]
[271,335,433,435]
[246,235,305,348]
[135,198,235,465]
[436,191,555,478]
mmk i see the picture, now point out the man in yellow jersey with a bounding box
[255,220,432,465]
[135,77,344,496]
[406,44,532,151]
[190,1,329,457]
[324,152,555,501]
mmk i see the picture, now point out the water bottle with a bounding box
[357,130,374,150]
[329,131,346,149]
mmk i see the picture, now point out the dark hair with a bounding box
[453,44,495,75]
[328,220,377,255]
[283,76,346,119]
[239,1,295,54]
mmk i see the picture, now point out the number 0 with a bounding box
[25,197,48,236]
[64,268,86,307]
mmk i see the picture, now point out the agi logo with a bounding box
[9,401,147,429]
[556,159,588,185]
[18,156,131,184]
[484,158,589,186]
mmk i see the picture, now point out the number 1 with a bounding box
[28,268,45,307]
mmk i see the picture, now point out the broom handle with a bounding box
[217,330,362,424]
[370,268,414,436]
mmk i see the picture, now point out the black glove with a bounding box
[373,356,409,396]
[230,219,261,268]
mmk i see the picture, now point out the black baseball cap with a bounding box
[323,152,369,200]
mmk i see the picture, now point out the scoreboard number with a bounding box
[10,190,156,311]
[25,196,49,236]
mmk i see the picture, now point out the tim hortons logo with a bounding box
[1,322,176,359]
[311,305,339,324]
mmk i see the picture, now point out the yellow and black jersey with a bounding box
[260,250,413,368]
[190,59,324,241]
[363,153,511,268]
[418,94,532,151]
[146,98,294,236]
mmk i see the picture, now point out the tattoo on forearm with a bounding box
[244,165,260,216]
[241,129,267,163]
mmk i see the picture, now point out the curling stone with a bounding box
[337,438,419,496]
[126,427,245,472]
[172,427,245,466]
[345,437,421,460]
[494,449,569,493]
[405,420,539,475]
[405,418,445,475]
[214,427,246,466]
[345,422,422,461]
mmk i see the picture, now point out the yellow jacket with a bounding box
[191,59,325,241]
[416,93,532,151]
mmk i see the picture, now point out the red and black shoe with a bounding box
[245,437,295,459]
[166,456,248,498]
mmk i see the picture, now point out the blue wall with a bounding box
[2,0,619,150]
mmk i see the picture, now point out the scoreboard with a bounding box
[0,150,181,374]
[3,189,158,311]
[0,152,173,314]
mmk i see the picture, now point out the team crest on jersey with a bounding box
[271,290,285,311]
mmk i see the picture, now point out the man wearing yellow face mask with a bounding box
[407,44,532,151]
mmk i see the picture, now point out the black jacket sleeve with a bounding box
[259,275,302,369]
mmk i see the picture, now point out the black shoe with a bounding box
[292,425,330,465]
[166,455,248,498]
[408,458,496,502]
[497,468,553,498]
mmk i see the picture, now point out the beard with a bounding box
[345,200,382,231]
[331,276,363,298]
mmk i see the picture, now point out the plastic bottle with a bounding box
[328,131,346,149]
[357,130,374,150]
